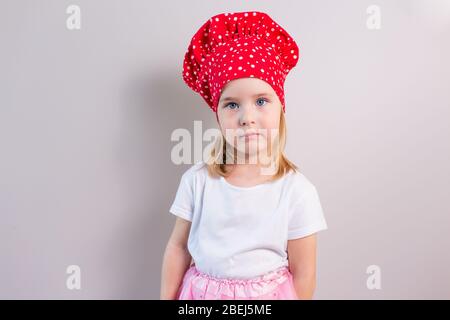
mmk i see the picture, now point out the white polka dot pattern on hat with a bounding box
[182,11,300,113]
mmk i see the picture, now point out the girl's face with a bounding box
[216,77,282,163]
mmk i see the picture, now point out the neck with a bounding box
[226,154,276,177]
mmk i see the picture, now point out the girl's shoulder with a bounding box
[178,160,208,184]
[283,169,319,200]
[186,160,207,175]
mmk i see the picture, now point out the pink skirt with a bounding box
[176,264,299,300]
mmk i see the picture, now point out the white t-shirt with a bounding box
[169,161,328,279]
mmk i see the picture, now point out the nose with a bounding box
[239,105,256,126]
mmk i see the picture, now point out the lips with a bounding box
[241,131,262,138]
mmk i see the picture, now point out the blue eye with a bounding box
[256,98,268,106]
[225,102,239,109]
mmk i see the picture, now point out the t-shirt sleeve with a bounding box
[288,186,328,240]
[169,170,195,222]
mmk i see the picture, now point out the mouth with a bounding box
[240,132,262,139]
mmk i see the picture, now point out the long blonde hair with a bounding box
[206,110,299,181]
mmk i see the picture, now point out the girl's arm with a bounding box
[160,217,192,299]
[287,233,318,299]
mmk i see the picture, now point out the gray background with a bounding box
[1,0,449,299]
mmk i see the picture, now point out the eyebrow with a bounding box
[219,93,272,103]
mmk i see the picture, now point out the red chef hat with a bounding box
[182,11,300,113]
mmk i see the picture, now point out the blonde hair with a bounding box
[206,110,299,181]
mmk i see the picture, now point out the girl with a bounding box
[160,11,328,300]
